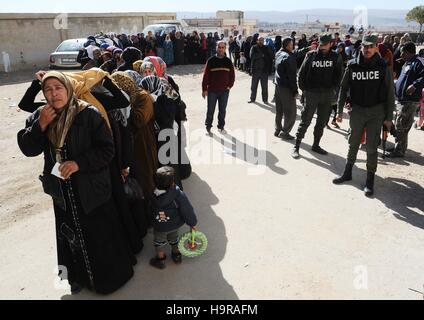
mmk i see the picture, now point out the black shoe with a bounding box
[291,146,300,159]
[333,164,353,184]
[281,132,295,140]
[206,128,213,137]
[311,145,328,155]
[263,101,269,105]
[150,255,166,269]
[386,151,404,158]
[364,171,375,197]
[248,100,255,103]
[70,282,83,295]
[274,129,282,137]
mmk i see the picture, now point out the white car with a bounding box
[49,38,86,69]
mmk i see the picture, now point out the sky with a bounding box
[0,0,422,13]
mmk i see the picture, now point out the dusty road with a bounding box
[0,65,423,299]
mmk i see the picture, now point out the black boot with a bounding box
[333,163,353,184]
[312,137,328,155]
[364,171,375,197]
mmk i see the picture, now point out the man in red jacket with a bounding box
[202,41,236,136]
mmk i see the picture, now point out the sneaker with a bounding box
[274,129,282,137]
[291,147,300,159]
[206,128,213,137]
[311,145,328,155]
[150,255,166,269]
[281,132,295,140]
[218,128,227,134]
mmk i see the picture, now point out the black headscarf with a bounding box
[275,36,282,52]
[117,47,141,72]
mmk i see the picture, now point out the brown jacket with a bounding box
[130,90,158,199]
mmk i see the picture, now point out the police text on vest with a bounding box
[352,71,380,80]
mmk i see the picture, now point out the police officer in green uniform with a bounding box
[291,33,344,159]
[333,34,395,197]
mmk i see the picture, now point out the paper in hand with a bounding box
[51,162,64,180]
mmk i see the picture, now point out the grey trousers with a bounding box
[275,85,297,133]
[394,101,419,155]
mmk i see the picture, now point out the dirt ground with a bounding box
[0,64,423,300]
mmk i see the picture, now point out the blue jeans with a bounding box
[205,90,229,129]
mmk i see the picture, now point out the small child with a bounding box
[239,52,247,71]
[150,166,197,269]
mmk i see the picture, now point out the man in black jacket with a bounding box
[274,37,299,140]
[248,37,272,104]
[387,42,424,158]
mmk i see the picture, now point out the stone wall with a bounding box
[0,12,176,72]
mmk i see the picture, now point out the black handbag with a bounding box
[123,176,144,200]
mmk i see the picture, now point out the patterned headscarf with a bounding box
[125,70,144,87]
[140,61,158,78]
[41,71,89,162]
[110,71,138,105]
[143,56,167,78]
[140,75,179,101]
[132,60,144,75]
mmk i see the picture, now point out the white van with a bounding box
[142,21,187,37]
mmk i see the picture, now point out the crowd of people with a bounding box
[17,39,199,294]
[16,28,424,296]
[77,31,229,68]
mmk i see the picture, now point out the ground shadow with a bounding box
[295,141,424,230]
[212,133,287,176]
[61,172,238,300]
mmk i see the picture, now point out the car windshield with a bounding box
[56,40,84,52]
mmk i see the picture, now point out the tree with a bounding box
[406,6,424,33]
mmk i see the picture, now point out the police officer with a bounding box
[333,34,395,197]
[291,33,344,159]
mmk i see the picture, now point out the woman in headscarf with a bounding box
[111,71,157,200]
[173,31,185,65]
[163,34,174,67]
[17,71,134,295]
[378,43,393,71]
[142,56,167,78]
[19,69,146,256]
[117,47,142,72]
[100,49,118,74]
[274,36,282,52]
[82,45,103,70]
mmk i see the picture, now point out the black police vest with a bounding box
[305,51,339,89]
[348,60,386,107]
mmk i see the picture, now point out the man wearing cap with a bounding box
[333,34,395,197]
[291,33,344,159]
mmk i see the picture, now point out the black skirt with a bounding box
[54,177,134,295]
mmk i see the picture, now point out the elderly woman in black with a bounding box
[17,71,134,295]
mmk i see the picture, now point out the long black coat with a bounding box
[18,106,134,294]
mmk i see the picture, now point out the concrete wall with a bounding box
[0,12,176,72]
